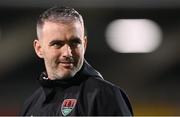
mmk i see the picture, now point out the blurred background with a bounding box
[0,0,180,115]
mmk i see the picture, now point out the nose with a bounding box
[62,44,72,57]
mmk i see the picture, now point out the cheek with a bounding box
[74,47,85,58]
[43,49,59,62]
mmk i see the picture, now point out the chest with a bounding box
[27,86,87,116]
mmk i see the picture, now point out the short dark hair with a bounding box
[37,6,85,38]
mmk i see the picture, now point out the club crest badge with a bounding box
[61,99,77,116]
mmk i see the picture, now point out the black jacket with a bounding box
[20,61,133,116]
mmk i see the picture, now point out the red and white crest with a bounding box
[61,99,77,116]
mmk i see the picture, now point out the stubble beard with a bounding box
[47,59,83,80]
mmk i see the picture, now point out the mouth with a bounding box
[60,62,73,64]
[59,62,74,68]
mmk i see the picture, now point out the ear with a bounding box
[83,36,88,51]
[33,39,44,58]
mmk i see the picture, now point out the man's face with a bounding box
[34,21,87,80]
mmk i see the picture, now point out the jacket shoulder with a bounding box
[84,77,133,115]
[86,76,120,90]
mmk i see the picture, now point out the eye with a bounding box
[54,43,64,48]
[69,39,82,48]
[49,40,65,49]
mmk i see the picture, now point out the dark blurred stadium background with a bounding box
[0,0,180,115]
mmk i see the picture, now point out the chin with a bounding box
[57,72,76,79]
[55,67,79,79]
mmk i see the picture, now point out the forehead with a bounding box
[41,21,84,38]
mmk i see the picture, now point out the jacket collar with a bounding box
[38,60,103,88]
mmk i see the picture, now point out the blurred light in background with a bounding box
[105,19,163,53]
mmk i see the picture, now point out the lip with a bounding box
[59,62,74,68]
[60,62,74,64]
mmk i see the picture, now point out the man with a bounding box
[20,6,133,116]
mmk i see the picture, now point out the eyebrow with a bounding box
[48,37,82,45]
[69,37,81,42]
[70,37,81,40]
[49,40,64,46]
